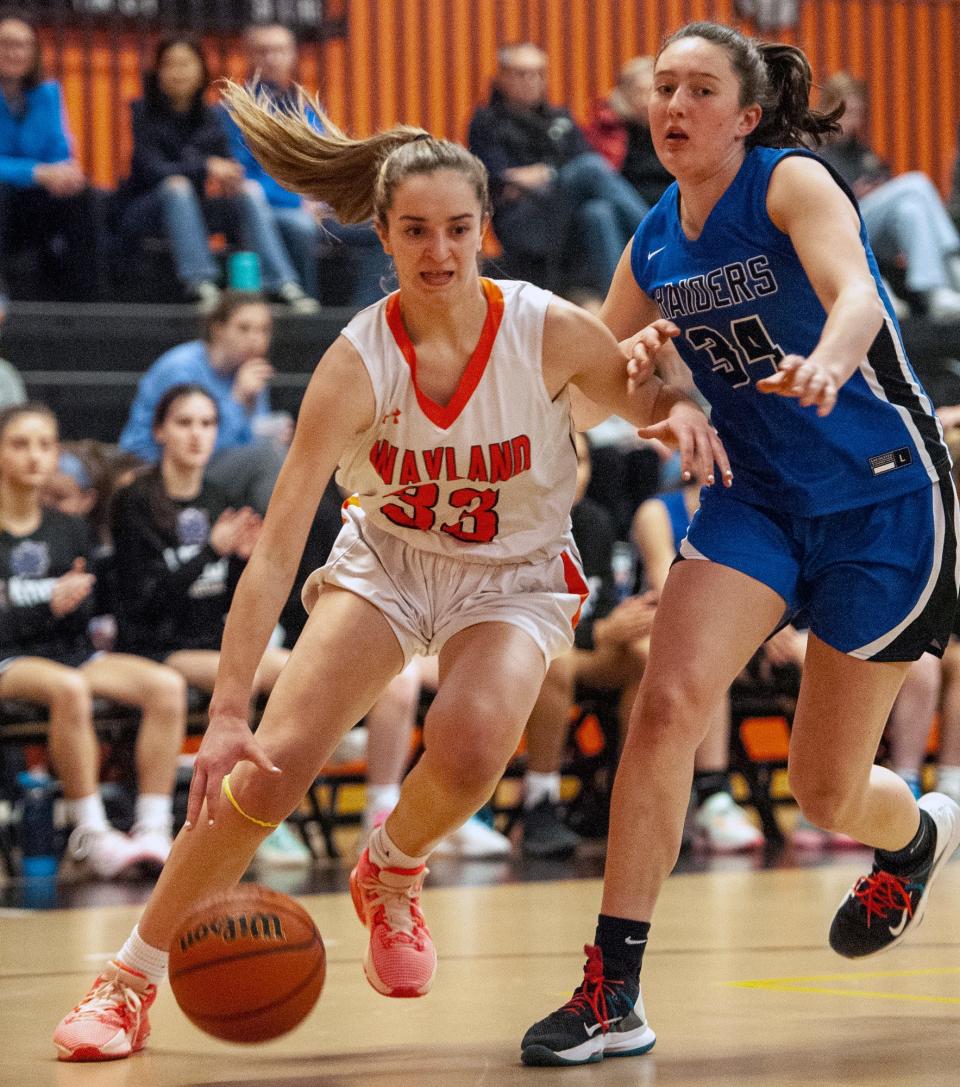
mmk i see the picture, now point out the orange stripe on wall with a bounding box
[36,1,960,199]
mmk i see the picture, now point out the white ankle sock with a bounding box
[937,765,960,795]
[365,783,401,817]
[66,793,109,834]
[368,824,427,871]
[523,770,561,810]
[134,793,173,834]
[117,926,169,984]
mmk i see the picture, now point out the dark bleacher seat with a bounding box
[2,301,356,442]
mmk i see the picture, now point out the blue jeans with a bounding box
[320,218,391,306]
[860,172,960,293]
[121,176,302,292]
[559,152,649,292]
[271,205,320,299]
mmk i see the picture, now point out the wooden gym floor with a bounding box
[2,849,959,1087]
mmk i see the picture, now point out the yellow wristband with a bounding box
[222,773,280,829]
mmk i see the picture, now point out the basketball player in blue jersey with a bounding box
[523,21,960,1067]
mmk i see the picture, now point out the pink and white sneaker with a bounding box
[53,960,156,1062]
[349,847,436,998]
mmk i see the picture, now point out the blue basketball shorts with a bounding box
[679,473,960,661]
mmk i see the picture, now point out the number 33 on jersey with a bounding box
[334,279,580,563]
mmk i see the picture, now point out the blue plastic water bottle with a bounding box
[228,251,262,291]
[16,770,58,877]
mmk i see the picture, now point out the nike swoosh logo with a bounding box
[888,909,911,937]
[585,1016,623,1037]
[647,246,666,260]
[625,936,647,945]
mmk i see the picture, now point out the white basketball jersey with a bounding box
[337,278,578,564]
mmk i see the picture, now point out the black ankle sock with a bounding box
[693,770,731,808]
[594,914,649,984]
[876,810,936,876]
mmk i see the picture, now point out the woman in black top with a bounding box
[110,385,307,866]
[116,35,312,309]
[111,384,283,685]
[0,403,187,879]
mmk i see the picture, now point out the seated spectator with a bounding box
[468,42,648,294]
[110,383,309,867]
[0,11,101,304]
[221,22,387,308]
[0,402,187,878]
[585,56,673,209]
[118,291,285,515]
[818,72,960,320]
[115,34,316,312]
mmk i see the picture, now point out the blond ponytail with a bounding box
[220,80,490,226]
[220,80,428,223]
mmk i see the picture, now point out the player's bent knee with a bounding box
[789,775,856,831]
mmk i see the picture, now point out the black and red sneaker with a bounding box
[520,944,656,1066]
[829,792,960,959]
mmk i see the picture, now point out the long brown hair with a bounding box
[220,80,490,226]
[659,22,843,148]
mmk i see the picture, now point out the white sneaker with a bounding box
[275,282,321,313]
[329,725,368,766]
[187,279,221,313]
[880,277,910,319]
[694,792,765,853]
[64,826,141,880]
[927,286,960,320]
[436,815,512,859]
[128,825,172,874]
[254,820,313,867]
[934,779,960,857]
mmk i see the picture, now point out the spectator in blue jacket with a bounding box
[0,12,100,303]
[116,34,317,312]
[220,22,388,307]
[119,292,286,514]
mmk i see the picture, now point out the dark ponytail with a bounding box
[659,22,842,148]
[753,42,843,148]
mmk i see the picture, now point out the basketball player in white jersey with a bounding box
[52,87,730,1061]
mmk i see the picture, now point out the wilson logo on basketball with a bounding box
[177,911,286,951]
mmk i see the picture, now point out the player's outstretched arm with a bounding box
[187,337,375,828]
[543,297,731,488]
[757,155,886,417]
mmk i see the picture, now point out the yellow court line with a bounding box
[734,984,960,1005]
[731,966,960,985]
[727,967,960,1006]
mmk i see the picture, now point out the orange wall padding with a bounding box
[40,1,960,194]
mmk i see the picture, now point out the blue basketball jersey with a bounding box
[656,488,691,552]
[631,145,949,516]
